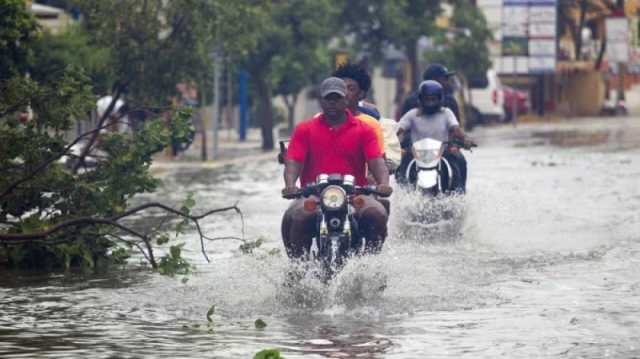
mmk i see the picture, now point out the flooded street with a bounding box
[1,117,639,358]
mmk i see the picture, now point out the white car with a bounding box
[463,69,506,128]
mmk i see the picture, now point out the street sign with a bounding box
[529,39,556,57]
[528,4,556,22]
[500,0,557,74]
[528,22,555,37]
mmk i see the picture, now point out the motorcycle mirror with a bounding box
[278,140,288,164]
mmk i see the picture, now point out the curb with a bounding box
[150,150,277,172]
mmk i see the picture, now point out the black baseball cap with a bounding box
[422,64,455,80]
[320,77,347,98]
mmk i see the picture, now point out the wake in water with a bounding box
[391,188,467,243]
[155,191,491,320]
[173,238,505,323]
[275,257,389,314]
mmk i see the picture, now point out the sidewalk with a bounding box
[152,127,276,170]
[514,82,640,124]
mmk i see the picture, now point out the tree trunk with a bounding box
[283,93,299,134]
[255,76,274,150]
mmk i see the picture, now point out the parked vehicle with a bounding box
[58,139,103,170]
[463,69,506,130]
[503,86,530,121]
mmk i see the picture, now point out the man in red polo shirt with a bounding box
[281,77,392,258]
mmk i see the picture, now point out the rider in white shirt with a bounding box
[397,80,476,191]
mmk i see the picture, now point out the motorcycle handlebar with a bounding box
[356,186,390,197]
[448,139,478,150]
[282,185,389,199]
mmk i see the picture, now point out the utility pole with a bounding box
[616,0,627,104]
[200,85,207,161]
[211,51,221,159]
[238,71,248,141]
[512,55,519,126]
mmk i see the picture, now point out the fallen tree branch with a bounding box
[109,201,242,263]
[106,233,153,265]
[0,202,243,269]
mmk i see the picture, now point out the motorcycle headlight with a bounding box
[321,185,346,210]
[413,148,441,165]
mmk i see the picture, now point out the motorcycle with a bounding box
[285,173,386,282]
[403,137,473,195]
[395,138,476,236]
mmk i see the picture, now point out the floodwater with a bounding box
[1,117,639,358]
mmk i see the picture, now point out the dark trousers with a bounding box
[443,150,467,192]
[281,195,388,259]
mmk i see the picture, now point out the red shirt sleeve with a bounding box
[361,123,383,160]
[285,122,308,163]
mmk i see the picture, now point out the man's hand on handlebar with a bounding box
[463,138,478,150]
[282,186,301,199]
[451,137,478,150]
[375,184,393,197]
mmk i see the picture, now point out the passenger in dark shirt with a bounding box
[398,63,459,119]
[396,64,468,190]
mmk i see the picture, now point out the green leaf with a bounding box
[158,242,191,276]
[239,237,265,254]
[157,234,170,245]
[267,248,281,256]
[183,193,196,210]
[170,243,184,258]
[254,349,284,359]
[206,305,215,323]
[254,318,267,329]
[19,214,46,233]
[81,247,95,269]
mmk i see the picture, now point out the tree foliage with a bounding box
[29,24,113,95]
[235,0,337,149]
[0,0,39,81]
[272,44,332,132]
[73,0,269,107]
[74,0,218,106]
[338,0,443,88]
[0,0,199,271]
[425,1,493,82]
